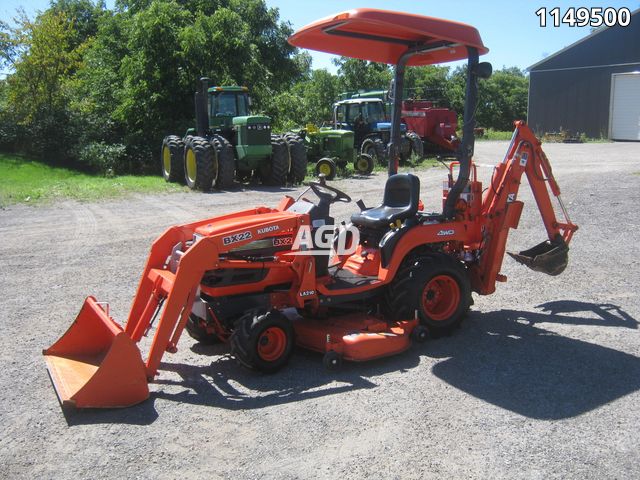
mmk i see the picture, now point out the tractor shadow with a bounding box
[150,343,420,411]
[430,300,640,419]
[153,300,640,420]
[63,300,639,425]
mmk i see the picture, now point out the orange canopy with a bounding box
[288,9,488,66]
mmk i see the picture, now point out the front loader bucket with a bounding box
[507,238,569,276]
[43,297,149,409]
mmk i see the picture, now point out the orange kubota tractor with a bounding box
[44,9,578,409]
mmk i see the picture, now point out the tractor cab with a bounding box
[207,86,251,131]
[334,98,404,147]
[334,98,388,130]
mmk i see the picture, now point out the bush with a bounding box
[78,141,127,175]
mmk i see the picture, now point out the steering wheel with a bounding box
[307,178,351,203]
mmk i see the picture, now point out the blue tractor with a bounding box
[333,97,410,164]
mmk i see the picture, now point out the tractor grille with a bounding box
[246,125,271,145]
[323,136,350,156]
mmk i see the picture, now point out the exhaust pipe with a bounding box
[195,77,210,137]
[507,235,569,277]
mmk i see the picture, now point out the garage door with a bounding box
[609,72,640,141]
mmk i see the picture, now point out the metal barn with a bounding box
[527,9,640,140]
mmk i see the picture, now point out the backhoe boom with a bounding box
[472,121,578,294]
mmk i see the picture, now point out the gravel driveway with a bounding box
[1,141,639,479]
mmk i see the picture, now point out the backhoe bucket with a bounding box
[508,239,569,276]
[43,296,149,409]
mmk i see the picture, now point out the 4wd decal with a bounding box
[437,229,455,236]
[222,231,252,246]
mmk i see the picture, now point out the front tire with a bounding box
[230,310,295,373]
[161,135,184,182]
[315,157,337,180]
[185,313,219,344]
[385,253,471,337]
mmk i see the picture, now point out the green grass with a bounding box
[0,154,187,206]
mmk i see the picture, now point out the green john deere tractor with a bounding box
[291,124,374,180]
[162,78,307,190]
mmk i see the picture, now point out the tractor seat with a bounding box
[351,173,420,230]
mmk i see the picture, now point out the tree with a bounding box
[404,65,451,106]
[447,66,528,131]
[476,67,528,131]
[333,57,392,93]
[4,9,82,158]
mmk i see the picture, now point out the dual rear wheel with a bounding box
[161,135,184,183]
[183,135,235,191]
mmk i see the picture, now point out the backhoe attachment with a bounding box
[473,121,578,293]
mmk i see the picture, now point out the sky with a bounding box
[2,0,638,73]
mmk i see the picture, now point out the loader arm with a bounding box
[125,213,303,379]
[471,121,578,295]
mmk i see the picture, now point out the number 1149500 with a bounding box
[535,7,631,28]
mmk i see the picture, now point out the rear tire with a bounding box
[210,134,235,189]
[259,135,288,186]
[184,136,215,191]
[407,131,424,160]
[361,137,386,165]
[230,310,295,373]
[161,135,184,183]
[399,136,412,164]
[284,133,307,184]
[385,253,471,337]
[354,153,374,175]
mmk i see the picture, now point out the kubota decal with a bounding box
[222,231,252,246]
[257,225,280,235]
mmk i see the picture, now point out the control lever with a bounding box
[356,199,367,211]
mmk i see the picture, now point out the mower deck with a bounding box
[292,312,418,362]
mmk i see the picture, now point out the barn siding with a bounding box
[527,11,640,137]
